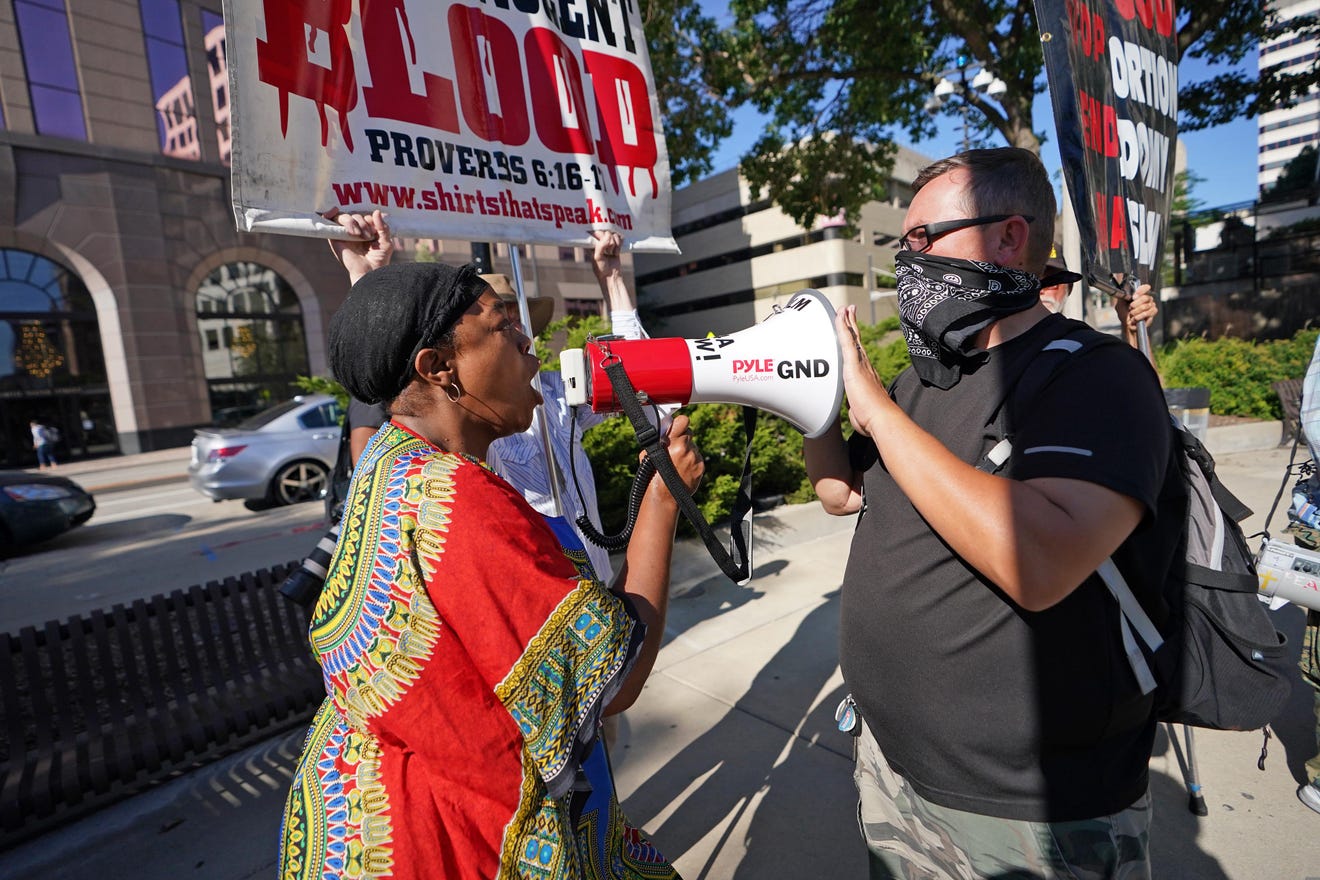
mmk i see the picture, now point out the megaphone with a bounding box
[561,289,843,438]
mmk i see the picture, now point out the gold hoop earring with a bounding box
[444,380,463,403]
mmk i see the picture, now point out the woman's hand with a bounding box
[647,414,704,500]
[324,208,393,285]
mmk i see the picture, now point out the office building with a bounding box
[633,146,931,338]
[1258,0,1320,192]
[0,1,606,464]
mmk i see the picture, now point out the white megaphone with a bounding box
[561,289,843,438]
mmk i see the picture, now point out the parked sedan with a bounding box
[188,395,343,509]
[0,471,96,555]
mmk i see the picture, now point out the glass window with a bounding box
[14,0,87,140]
[141,0,198,159]
[201,10,230,165]
[196,261,308,423]
[0,249,115,464]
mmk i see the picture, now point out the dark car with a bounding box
[0,471,96,555]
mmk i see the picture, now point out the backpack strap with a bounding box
[971,319,1167,695]
[976,319,1124,473]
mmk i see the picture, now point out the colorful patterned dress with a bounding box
[278,422,678,880]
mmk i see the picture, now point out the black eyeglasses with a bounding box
[899,214,1034,253]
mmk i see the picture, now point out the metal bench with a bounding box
[1272,378,1306,445]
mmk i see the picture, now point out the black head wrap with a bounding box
[329,262,485,405]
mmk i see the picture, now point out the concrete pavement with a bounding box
[3,425,1318,879]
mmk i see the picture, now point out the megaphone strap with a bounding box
[601,358,755,584]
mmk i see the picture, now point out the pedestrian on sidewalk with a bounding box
[30,419,58,469]
[278,260,703,880]
[805,148,1171,878]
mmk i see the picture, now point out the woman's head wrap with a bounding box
[329,262,486,405]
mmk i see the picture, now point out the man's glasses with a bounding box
[899,214,1034,253]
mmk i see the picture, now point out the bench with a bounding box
[0,562,324,848]
[1272,378,1306,446]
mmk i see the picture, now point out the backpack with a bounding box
[980,318,1293,731]
[45,425,61,444]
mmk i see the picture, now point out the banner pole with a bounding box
[509,243,565,519]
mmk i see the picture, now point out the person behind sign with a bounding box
[804,148,1171,878]
[277,258,702,880]
[1038,254,1159,357]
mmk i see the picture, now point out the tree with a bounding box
[663,0,1319,229]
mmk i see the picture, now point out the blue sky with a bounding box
[696,21,1259,212]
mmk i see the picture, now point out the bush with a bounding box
[1157,327,1317,420]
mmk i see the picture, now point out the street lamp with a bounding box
[924,55,1007,152]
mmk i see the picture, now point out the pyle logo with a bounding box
[732,359,774,374]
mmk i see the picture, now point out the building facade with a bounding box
[1258,0,1320,192]
[633,146,931,339]
[0,0,609,466]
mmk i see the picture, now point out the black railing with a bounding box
[0,562,324,850]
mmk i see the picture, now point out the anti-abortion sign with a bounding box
[222,0,677,250]
[1035,0,1179,289]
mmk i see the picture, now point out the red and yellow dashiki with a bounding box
[278,423,677,880]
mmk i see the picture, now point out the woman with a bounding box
[278,262,702,879]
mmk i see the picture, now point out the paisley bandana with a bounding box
[895,251,1041,389]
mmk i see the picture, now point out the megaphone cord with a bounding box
[596,359,755,583]
[574,455,657,551]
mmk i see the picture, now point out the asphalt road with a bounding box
[0,482,327,633]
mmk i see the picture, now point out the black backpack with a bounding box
[981,319,1294,731]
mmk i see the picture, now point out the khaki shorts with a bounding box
[854,723,1151,880]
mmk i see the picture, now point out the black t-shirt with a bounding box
[840,314,1171,822]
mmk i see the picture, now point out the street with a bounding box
[0,481,327,633]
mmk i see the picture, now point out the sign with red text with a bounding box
[222,0,677,250]
[1036,0,1179,289]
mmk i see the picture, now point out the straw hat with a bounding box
[480,274,555,336]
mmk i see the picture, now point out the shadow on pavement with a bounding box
[623,591,863,879]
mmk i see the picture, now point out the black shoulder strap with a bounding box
[976,319,1124,473]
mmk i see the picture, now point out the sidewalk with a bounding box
[36,446,192,494]
[2,427,1316,879]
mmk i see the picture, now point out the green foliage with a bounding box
[1156,328,1319,420]
[581,404,813,532]
[294,374,348,409]
[662,1,1302,230]
[535,314,611,372]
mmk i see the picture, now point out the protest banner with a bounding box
[1035,0,1179,291]
[222,0,677,251]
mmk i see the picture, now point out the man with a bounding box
[805,148,1171,878]
[1038,253,1160,358]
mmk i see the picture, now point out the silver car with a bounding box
[188,395,343,509]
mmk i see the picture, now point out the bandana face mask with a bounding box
[894,251,1041,389]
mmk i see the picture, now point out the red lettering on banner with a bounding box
[1109,195,1128,252]
[1102,103,1119,157]
[1153,0,1175,37]
[360,0,460,134]
[583,50,657,198]
[524,28,595,154]
[1067,0,1106,60]
[447,6,531,145]
[256,0,358,151]
[1115,0,1174,36]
